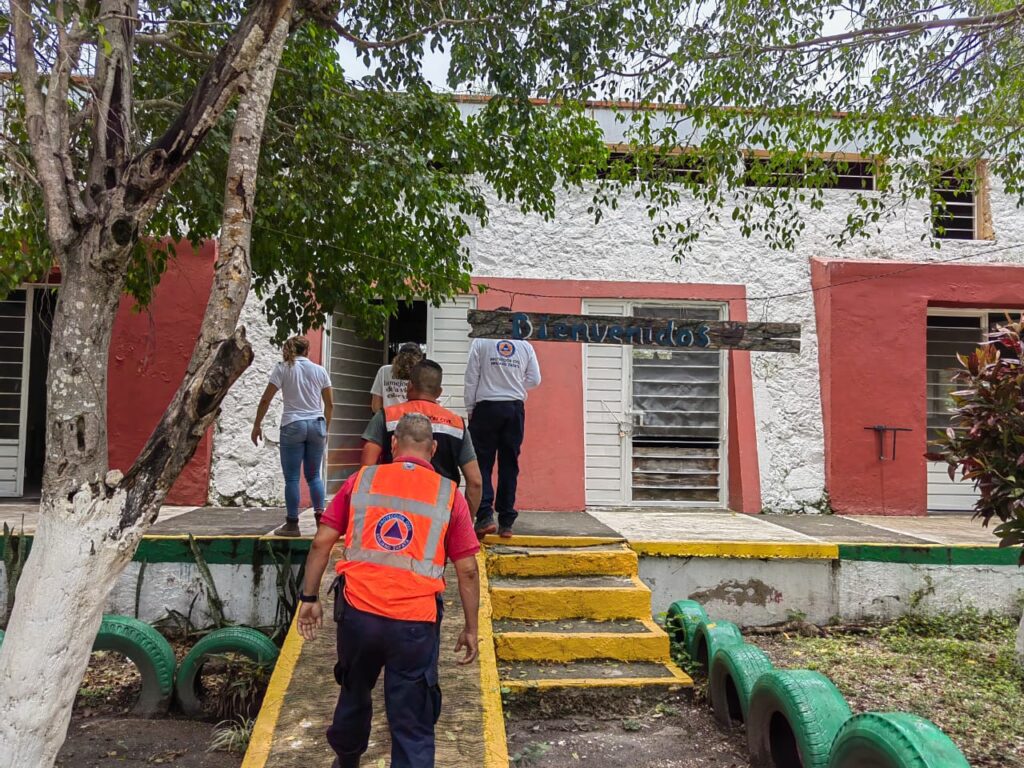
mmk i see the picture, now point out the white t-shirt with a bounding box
[464,338,542,410]
[371,364,409,409]
[268,357,331,426]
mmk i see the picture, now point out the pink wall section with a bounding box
[108,241,217,506]
[812,257,1024,515]
[473,278,761,513]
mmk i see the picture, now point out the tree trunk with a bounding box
[0,4,293,764]
[1017,611,1024,668]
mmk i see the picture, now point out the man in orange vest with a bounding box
[297,412,480,768]
[361,359,483,516]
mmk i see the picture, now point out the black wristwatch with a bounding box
[298,592,319,603]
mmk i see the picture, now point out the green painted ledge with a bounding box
[838,543,1021,566]
[0,533,310,566]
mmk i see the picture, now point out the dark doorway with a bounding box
[387,301,427,358]
[22,289,56,497]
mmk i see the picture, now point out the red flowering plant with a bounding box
[925,318,1024,562]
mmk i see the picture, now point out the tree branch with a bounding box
[121,0,294,219]
[745,4,1024,56]
[120,0,295,532]
[86,0,138,200]
[10,0,78,249]
[308,6,499,50]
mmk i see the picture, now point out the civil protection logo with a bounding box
[375,512,414,552]
[496,340,515,357]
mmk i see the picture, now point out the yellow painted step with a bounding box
[489,575,651,621]
[499,659,692,694]
[493,618,670,663]
[486,544,638,578]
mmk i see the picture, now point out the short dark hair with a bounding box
[495,305,512,312]
[409,359,443,396]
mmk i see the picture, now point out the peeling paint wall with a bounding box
[0,562,295,629]
[640,556,1024,626]
[640,557,838,625]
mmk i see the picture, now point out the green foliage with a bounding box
[205,653,271,720]
[6,1,1024,336]
[926,319,1024,559]
[208,716,256,754]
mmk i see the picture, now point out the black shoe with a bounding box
[474,520,497,540]
[498,525,514,538]
[272,519,302,537]
[314,510,323,527]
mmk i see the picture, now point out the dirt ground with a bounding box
[53,640,256,767]
[505,691,749,767]
[57,717,241,768]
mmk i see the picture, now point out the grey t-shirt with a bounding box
[362,410,477,466]
[268,357,330,427]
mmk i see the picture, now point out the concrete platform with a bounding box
[0,500,997,548]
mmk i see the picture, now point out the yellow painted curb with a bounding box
[501,662,693,692]
[495,617,670,662]
[630,540,840,560]
[240,611,304,768]
[483,534,624,548]
[490,574,651,621]
[486,547,637,578]
[477,552,511,768]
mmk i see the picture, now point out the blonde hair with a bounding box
[390,345,424,379]
[282,336,310,367]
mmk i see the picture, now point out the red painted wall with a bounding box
[812,257,1024,515]
[108,241,217,505]
[473,278,761,513]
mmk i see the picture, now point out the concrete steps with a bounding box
[483,539,690,703]
[492,617,670,662]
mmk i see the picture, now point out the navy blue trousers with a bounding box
[327,589,442,768]
[469,400,525,528]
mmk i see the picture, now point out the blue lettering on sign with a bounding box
[500,313,714,348]
[694,323,711,347]
[511,312,533,340]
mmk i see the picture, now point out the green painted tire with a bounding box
[747,669,853,768]
[93,615,177,716]
[174,626,279,718]
[666,600,707,648]
[709,642,774,727]
[691,619,744,672]
[828,712,970,768]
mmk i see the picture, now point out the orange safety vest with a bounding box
[381,400,466,485]
[337,461,455,622]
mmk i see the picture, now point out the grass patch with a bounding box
[752,609,1024,768]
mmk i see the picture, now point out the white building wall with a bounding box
[462,178,1024,511]
[209,290,288,506]
[210,172,1024,511]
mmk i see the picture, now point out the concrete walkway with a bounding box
[0,500,997,546]
[242,552,498,768]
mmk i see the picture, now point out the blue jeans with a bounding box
[279,417,327,520]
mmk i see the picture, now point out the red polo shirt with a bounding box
[319,456,480,564]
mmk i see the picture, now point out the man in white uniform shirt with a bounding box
[464,317,542,538]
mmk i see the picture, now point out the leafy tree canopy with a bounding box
[4,1,1024,338]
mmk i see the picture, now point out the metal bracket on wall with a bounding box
[864,425,912,461]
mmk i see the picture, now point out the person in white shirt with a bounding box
[464,322,542,538]
[252,336,333,537]
[370,342,423,413]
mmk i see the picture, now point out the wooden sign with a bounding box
[467,310,800,352]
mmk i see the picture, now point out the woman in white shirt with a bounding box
[369,341,423,413]
[251,336,333,536]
